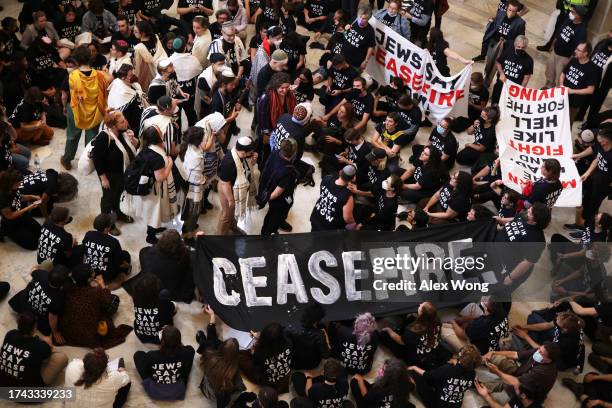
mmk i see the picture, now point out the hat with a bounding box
[293,102,312,125]
[208,112,227,133]
[221,21,235,30]
[221,69,236,79]
[341,164,357,178]
[366,148,387,162]
[580,129,595,143]
[271,49,288,62]
[157,95,173,110]
[236,136,255,151]
[172,37,185,50]
[572,5,587,17]
[50,206,70,223]
[209,52,226,63]
[157,58,172,70]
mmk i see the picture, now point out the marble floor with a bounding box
[0,0,610,407]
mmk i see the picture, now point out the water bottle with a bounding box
[33,154,40,171]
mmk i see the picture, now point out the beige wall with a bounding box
[588,0,611,44]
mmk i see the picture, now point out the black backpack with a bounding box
[124,149,156,196]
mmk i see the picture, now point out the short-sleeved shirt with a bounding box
[25,269,65,319]
[410,0,434,20]
[497,49,534,85]
[471,118,496,152]
[468,86,489,120]
[554,19,587,58]
[26,46,60,74]
[280,38,306,72]
[329,323,378,374]
[37,221,73,265]
[591,44,612,73]
[413,162,442,193]
[177,0,212,23]
[422,363,475,408]
[253,345,293,386]
[563,58,597,107]
[82,230,123,279]
[218,151,251,186]
[438,183,471,220]
[527,178,563,208]
[310,175,352,231]
[56,20,81,43]
[9,101,44,128]
[429,129,458,159]
[345,90,374,120]
[308,379,349,408]
[347,141,372,186]
[515,349,558,402]
[398,106,422,132]
[466,313,509,354]
[329,65,359,91]
[137,0,163,17]
[343,22,376,68]
[431,40,450,75]
[134,294,175,344]
[594,142,612,181]
[20,169,58,197]
[0,330,51,387]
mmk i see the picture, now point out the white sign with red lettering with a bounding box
[366,17,472,122]
[498,82,581,207]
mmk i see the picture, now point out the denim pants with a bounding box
[63,105,99,162]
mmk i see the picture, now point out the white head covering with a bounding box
[195,112,227,135]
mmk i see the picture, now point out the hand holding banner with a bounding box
[497,82,582,207]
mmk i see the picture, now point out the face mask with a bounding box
[168,72,177,80]
[388,10,397,17]
[532,350,544,363]
[377,366,385,377]
[382,180,389,190]
[358,18,366,27]
[353,87,361,93]
[436,124,445,135]
[569,12,575,21]
[272,38,282,47]
[516,49,526,56]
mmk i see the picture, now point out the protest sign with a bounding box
[498,82,582,206]
[365,17,472,122]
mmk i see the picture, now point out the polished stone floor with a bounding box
[0,0,610,407]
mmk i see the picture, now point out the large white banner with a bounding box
[366,17,472,122]
[498,82,581,207]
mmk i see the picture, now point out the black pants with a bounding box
[584,380,612,406]
[113,382,131,408]
[101,250,132,283]
[350,378,373,408]
[410,21,430,46]
[0,215,41,250]
[492,80,504,105]
[100,172,125,216]
[473,183,501,209]
[585,69,612,129]
[368,0,385,9]
[0,282,10,301]
[583,172,609,221]
[341,0,360,22]
[261,199,292,235]
[549,234,583,271]
[456,146,481,166]
[179,97,197,127]
[412,372,438,408]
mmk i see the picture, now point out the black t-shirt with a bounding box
[137,0,163,17]
[563,58,597,107]
[347,141,372,186]
[413,162,441,193]
[471,118,496,152]
[398,106,422,131]
[431,40,449,74]
[9,100,44,128]
[438,183,471,220]
[20,170,58,197]
[82,230,123,278]
[554,19,587,58]
[218,151,252,186]
[263,152,298,202]
[134,293,175,344]
[37,221,73,265]
[142,346,195,384]
[256,64,275,98]
[279,14,296,36]
[345,90,374,120]
[306,0,328,18]
[286,325,330,370]
[594,302,612,327]
[56,20,81,43]
[253,344,293,385]
[496,16,516,41]
[26,46,60,74]
[308,379,349,408]
[24,269,65,319]
[270,113,309,151]
[468,86,489,120]
[249,34,263,50]
[330,323,378,374]
[381,12,397,29]
[111,31,139,55]
[343,22,376,68]
[429,129,458,159]
[402,325,441,365]
[363,164,389,195]
[591,43,612,73]
[0,330,51,387]
[329,65,359,91]
[466,313,509,354]
[422,364,475,408]
[594,142,612,181]
[410,0,434,20]
[552,324,583,369]
[209,22,222,41]
[280,39,306,72]
[497,49,534,85]
[527,178,563,208]
[371,194,398,231]
[210,89,238,119]
[311,175,352,231]
[177,0,212,23]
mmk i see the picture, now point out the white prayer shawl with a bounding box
[139,106,178,155]
[149,74,183,100]
[191,31,212,68]
[133,36,167,90]
[107,54,133,75]
[106,128,137,171]
[167,52,203,83]
[108,78,144,111]
[207,37,248,64]
[231,148,257,221]
[194,65,222,119]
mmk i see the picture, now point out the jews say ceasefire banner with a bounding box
[498,82,581,207]
[365,17,472,122]
[195,221,498,331]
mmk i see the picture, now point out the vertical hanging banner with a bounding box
[365,17,472,122]
[498,83,581,206]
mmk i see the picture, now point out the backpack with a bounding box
[124,149,156,196]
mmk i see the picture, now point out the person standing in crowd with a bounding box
[65,348,131,408]
[195,53,229,118]
[132,274,175,344]
[351,358,415,408]
[0,169,41,250]
[402,0,433,46]
[139,96,180,158]
[59,263,132,349]
[491,35,533,103]
[0,312,68,388]
[259,138,299,235]
[457,106,499,166]
[61,45,109,171]
[107,41,132,75]
[147,59,188,109]
[250,26,284,99]
[178,126,208,241]
[107,64,147,131]
[217,136,258,235]
[343,5,376,71]
[207,23,249,80]
[408,344,481,408]
[374,1,410,37]
[92,110,139,236]
[133,325,195,401]
[256,49,288,99]
[210,70,241,143]
[560,42,597,124]
[191,16,213,68]
[310,165,356,231]
[167,36,202,126]
[9,87,54,146]
[426,27,472,77]
[36,207,76,267]
[543,6,588,89]
[133,21,168,91]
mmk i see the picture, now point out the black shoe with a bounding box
[195,330,206,345]
[536,45,550,52]
[569,230,584,239]
[309,41,325,50]
[146,235,159,245]
[564,223,585,231]
[421,118,432,127]
[472,54,485,62]
[561,378,583,400]
[203,199,213,210]
[116,213,134,223]
[109,224,121,236]
[279,221,293,232]
[588,353,612,374]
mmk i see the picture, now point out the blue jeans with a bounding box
[12,143,32,174]
[63,105,99,162]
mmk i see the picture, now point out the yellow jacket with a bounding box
[69,69,108,130]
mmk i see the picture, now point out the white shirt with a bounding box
[64,360,130,408]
